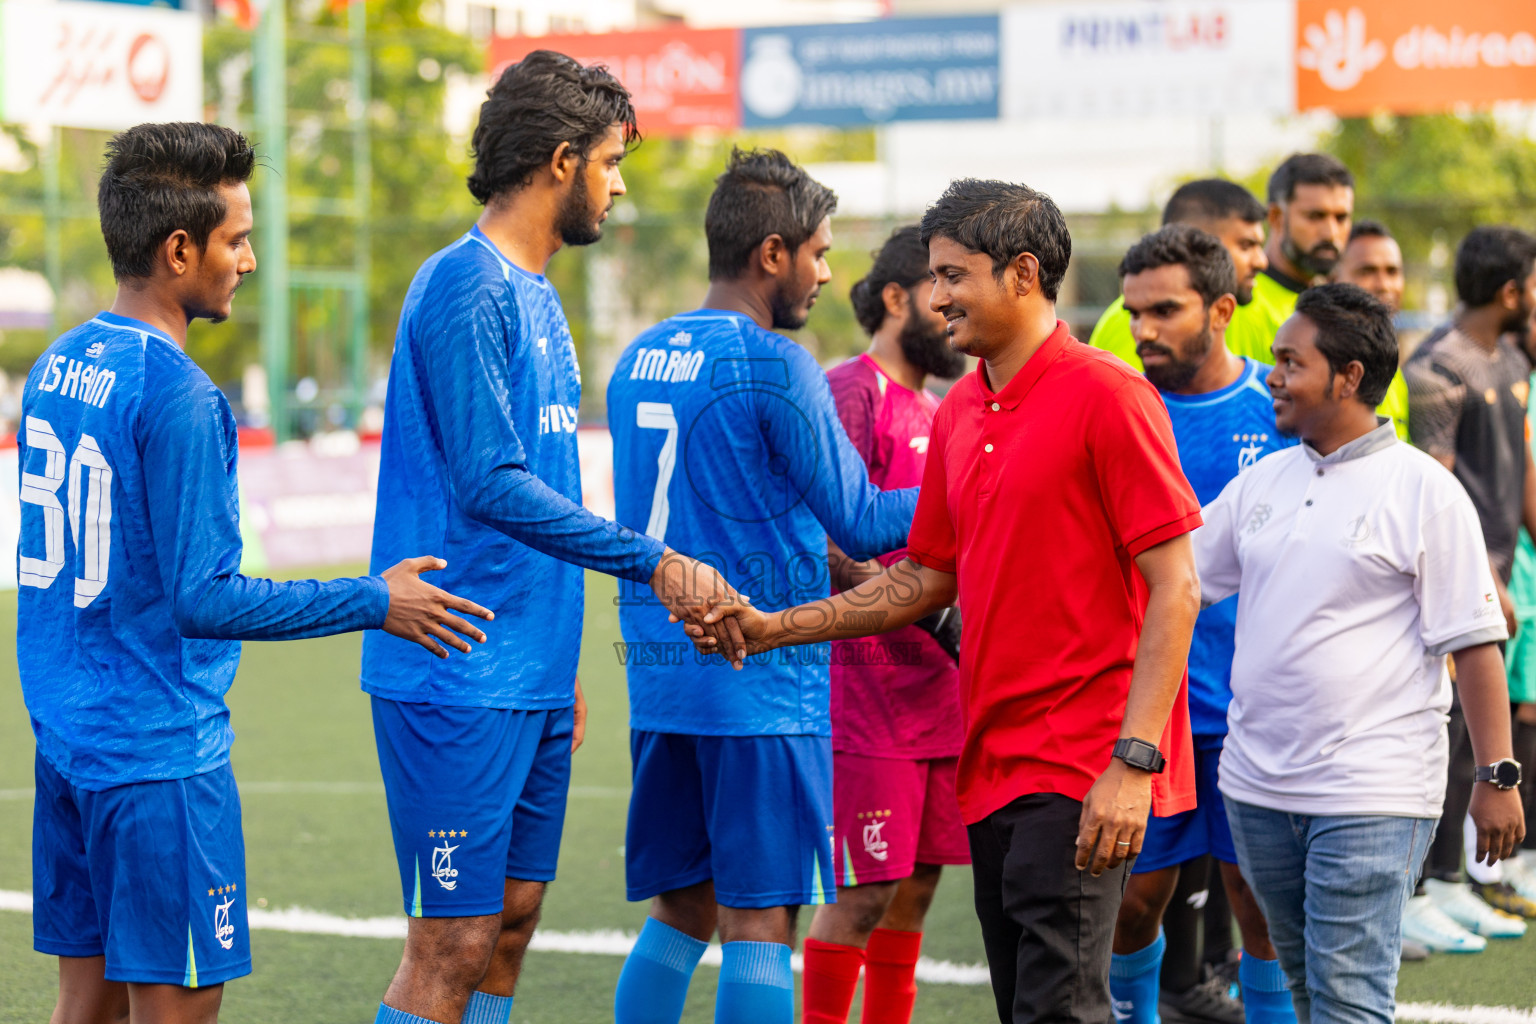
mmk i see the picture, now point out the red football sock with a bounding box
[803,936,866,1024]
[861,927,923,1024]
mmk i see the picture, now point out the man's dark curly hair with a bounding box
[919,179,1071,301]
[468,50,638,205]
[1119,224,1238,308]
[1295,282,1398,407]
[704,148,838,281]
[97,122,255,281]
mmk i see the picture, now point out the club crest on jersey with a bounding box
[862,819,889,861]
[213,896,236,950]
[1233,432,1268,472]
[431,840,460,890]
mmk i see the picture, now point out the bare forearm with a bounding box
[1454,643,1516,765]
[1122,538,1200,742]
[1523,441,1536,539]
[827,538,886,593]
[765,558,956,650]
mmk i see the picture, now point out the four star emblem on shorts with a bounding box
[207,882,238,896]
[428,829,468,838]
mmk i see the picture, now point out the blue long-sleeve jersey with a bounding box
[17,313,389,790]
[607,310,918,736]
[1160,358,1296,736]
[362,227,666,709]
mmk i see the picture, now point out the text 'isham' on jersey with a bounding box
[36,354,116,408]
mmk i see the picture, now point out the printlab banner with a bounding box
[0,0,202,130]
[739,15,1000,127]
[1002,1,1295,119]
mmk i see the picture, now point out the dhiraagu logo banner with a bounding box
[739,15,1000,128]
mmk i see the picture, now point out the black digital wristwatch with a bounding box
[1113,737,1167,774]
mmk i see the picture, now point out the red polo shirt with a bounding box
[907,321,1199,825]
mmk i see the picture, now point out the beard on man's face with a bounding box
[897,294,967,379]
[1500,297,1534,339]
[555,171,606,247]
[770,275,814,331]
[1139,321,1214,393]
[1283,233,1341,278]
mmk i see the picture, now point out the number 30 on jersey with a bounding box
[19,415,113,608]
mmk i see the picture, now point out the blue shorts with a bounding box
[1134,736,1237,874]
[372,698,573,918]
[32,752,250,987]
[626,731,835,909]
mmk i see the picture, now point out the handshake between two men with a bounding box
[657,554,958,672]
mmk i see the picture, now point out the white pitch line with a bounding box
[0,891,1528,1011]
[1396,1005,1536,1024]
[0,891,983,985]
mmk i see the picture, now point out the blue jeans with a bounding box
[1224,798,1436,1024]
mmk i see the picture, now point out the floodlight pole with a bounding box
[348,0,370,425]
[256,0,290,442]
[43,126,62,337]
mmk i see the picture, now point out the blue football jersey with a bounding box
[362,227,665,709]
[607,310,918,736]
[1160,357,1295,736]
[17,313,388,790]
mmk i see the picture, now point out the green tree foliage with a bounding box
[1326,112,1536,254]
[201,0,483,398]
[0,0,480,397]
[0,125,118,377]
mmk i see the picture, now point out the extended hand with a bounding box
[650,549,749,670]
[1470,783,1526,865]
[381,556,493,658]
[684,601,777,662]
[1075,759,1152,877]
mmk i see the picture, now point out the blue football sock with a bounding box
[615,917,709,1024]
[462,991,514,1024]
[373,1005,436,1024]
[714,940,793,1024]
[1109,929,1166,1024]
[1239,953,1296,1024]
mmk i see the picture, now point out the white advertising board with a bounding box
[1002,1,1294,120]
[0,0,202,130]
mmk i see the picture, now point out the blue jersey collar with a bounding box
[91,311,177,346]
[1159,357,1266,408]
[467,225,549,285]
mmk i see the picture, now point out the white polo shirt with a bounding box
[1194,420,1507,817]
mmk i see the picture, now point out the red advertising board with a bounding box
[488,27,741,136]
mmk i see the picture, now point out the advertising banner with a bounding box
[739,15,1000,127]
[1295,1,1536,115]
[1001,1,1294,120]
[0,0,202,130]
[489,27,740,136]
